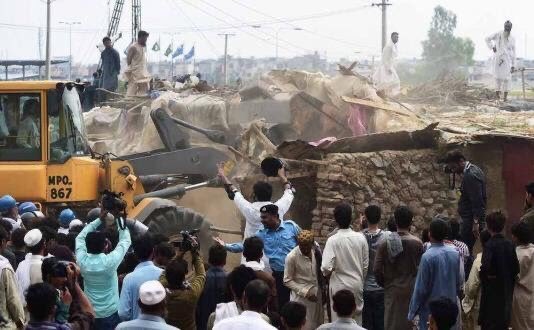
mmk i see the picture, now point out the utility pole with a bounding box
[372,0,392,51]
[59,21,81,80]
[45,0,52,80]
[218,33,235,85]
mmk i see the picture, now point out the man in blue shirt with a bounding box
[223,204,300,310]
[116,280,178,330]
[408,218,464,330]
[119,233,163,321]
[75,211,131,330]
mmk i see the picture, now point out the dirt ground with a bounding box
[177,187,242,270]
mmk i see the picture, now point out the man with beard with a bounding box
[486,21,516,101]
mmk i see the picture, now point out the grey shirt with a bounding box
[362,228,388,291]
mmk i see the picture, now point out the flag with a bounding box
[164,44,172,57]
[172,44,184,58]
[184,46,195,61]
[152,41,160,51]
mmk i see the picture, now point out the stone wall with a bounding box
[311,149,458,244]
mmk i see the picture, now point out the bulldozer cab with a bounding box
[0,82,89,163]
[0,81,100,204]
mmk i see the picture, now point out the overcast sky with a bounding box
[1,0,533,65]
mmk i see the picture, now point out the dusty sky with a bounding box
[1,0,533,65]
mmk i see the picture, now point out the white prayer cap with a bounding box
[139,280,166,305]
[24,229,43,247]
[69,219,84,229]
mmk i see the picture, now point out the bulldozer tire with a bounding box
[142,203,213,258]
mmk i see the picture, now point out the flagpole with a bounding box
[158,36,161,76]
[171,36,174,80]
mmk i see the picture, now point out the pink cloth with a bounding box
[308,137,337,147]
[347,104,368,136]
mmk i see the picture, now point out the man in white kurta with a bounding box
[486,21,516,101]
[373,32,400,98]
[124,30,151,96]
[284,230,323,329]
[321,203,369,324]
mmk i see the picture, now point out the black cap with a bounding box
[526,182,534,195]
[260,204,279,215]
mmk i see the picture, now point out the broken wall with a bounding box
[311,149,458,244]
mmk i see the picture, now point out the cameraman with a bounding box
[41,257,95,326]
[75,208,131,330]
[445,149,487,254]
[160,239,206,330]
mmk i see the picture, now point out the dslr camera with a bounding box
[172,229,200,252]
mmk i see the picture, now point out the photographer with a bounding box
[445,150,487,254]
[160,236,206,330]
[41,257,95,327]
[75,206,131,330]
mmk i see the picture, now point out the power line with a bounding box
[177,0,306,55]
[193,0,313,54]
[165,0,220,57]
[229,0,377,51]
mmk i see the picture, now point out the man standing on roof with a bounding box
[101,37,121,92]
[373,32,400,98]
[124,30,150,97]
[486,21,516,102]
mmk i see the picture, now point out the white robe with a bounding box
[321,228,369,324]
[486,31,516,81]
[373,41,400,97]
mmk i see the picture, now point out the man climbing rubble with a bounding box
[486,21,516,102]
[124,30,150,97]
[373,32,400,98]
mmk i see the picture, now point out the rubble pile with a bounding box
[311,150,457,244]
[401,76,496,105]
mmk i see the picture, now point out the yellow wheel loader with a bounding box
[0,81,233,255]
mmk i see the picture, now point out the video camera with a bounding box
[172,229,200,252]
[101,190,128,229]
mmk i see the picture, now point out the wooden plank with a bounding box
[341,95,416,118]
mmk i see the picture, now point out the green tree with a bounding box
[421,6,474,78]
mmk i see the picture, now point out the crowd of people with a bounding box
[0,149,533,330]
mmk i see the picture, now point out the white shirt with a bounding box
[233,188,294,239]
[321,229,369,315]
[214,310,276,330]
[317,317,367,329]
[15,253,47,306]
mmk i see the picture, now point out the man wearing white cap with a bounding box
[116,280,179,329]
[15,228,48,305]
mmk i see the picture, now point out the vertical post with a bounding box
[68,24,72,80]
[223,34,228,85]
[45,0,51,80]
[275,29,279,64]
[381,0,387,51]
[22,65,26,80]
[522,69,526,100]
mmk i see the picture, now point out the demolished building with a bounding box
[84,69,534,243]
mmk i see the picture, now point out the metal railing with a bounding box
[518,67,534,99]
